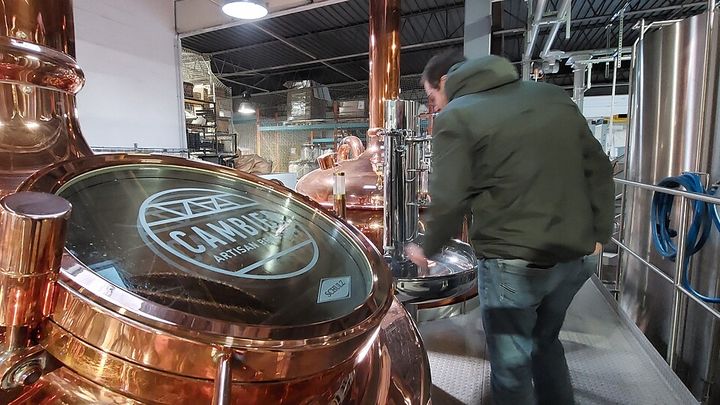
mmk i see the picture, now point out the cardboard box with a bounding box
[217,118,230,133]
[337,100,367,118]
[285,81,331,120]
[183,82,194,99]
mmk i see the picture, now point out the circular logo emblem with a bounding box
[138,188,319,280]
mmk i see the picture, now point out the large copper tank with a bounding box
[296,0,400,249]
[0,1,431,403]
[297,136,386,247]
[13,156,430,404]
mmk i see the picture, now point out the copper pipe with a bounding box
[317,152,337,170]
[0,0,92,197]
[0,1,76,56]
[0,191,71,351]
[212,352,232,405]
[340,135,365,159]
[368,0,400,138]
[337,144,351,161]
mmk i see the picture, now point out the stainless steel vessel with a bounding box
[621,11,720,402]
[381,99,477,307]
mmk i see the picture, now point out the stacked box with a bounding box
[217,118,230,133]
[337,100,367,118]
[286,81,331,120]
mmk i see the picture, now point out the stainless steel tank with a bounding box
[621,11,720,401]
[381,99,477,309]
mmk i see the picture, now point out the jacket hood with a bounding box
[444,55,519,100]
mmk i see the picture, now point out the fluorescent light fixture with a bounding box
[238,102,256,114]
[221,1,268,20]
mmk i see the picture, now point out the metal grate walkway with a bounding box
[418,278,698,405]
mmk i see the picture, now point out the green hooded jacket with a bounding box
[422,55,614,265]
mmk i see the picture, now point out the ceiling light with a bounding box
[221,1,268,20]
[238,102,256,115]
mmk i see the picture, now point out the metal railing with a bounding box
[91,146,189,156]
[602,177,720,369]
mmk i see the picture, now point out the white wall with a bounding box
[582,95,629,119]
[74,0,184,148]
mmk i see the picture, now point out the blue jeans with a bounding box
[479,257,595,405]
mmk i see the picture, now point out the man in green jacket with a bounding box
[406,52,614,405]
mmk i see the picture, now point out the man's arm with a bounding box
[579,121,614,244]
[422,112,474,257]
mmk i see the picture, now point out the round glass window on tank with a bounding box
[56,165,373,326]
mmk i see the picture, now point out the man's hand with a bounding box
[405,243,429,271]
[593,242,603,256]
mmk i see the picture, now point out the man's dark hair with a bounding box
[421,50,466,89]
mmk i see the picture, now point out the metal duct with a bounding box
[572,63,587,111]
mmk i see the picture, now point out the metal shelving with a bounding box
[185,97,237,167]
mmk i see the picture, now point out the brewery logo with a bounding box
[317,276,351,303]
[138,188,319,279]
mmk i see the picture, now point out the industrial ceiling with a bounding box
[179,0,707,114]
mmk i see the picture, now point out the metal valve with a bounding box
[0,191,72,394]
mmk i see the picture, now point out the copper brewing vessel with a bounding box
[296,0,401,248]
[11,155,430,404]
[0,1,432,404]
[0,1,91,196]
[296,139,385,247]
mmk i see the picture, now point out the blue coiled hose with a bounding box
[651,173,720,303]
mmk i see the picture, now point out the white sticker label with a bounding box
[317,276,351,303]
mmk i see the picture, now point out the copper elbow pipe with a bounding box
[0,192,72,351]
[317,153,337,170]
[340,136,365,160]
[337,144,352,161]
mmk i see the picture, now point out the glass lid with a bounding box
[55,164,376,327]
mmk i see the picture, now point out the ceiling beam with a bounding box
[251,24,359,82]
[236,73,425,98]
[218,37,463,78]
[222,77,272,93]
[211,59,272,92]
